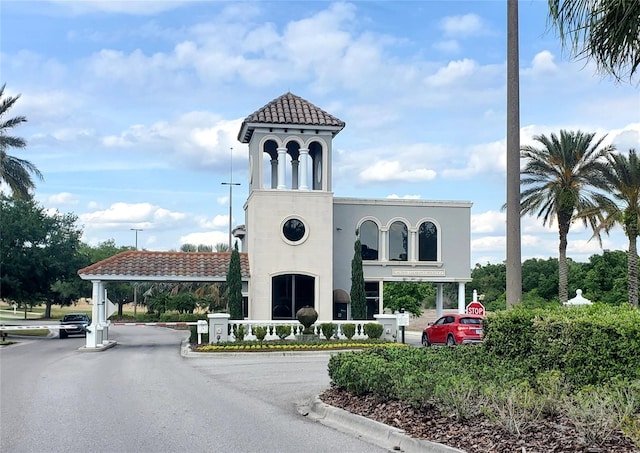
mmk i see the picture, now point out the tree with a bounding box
[383,282,435,316]
[0,195,83,317]
[586,150,640,306]
[181,243,213,252]
[350,235,367,320]
[580,250,628,305]
[519,130,614,303]
[0,84,43,199]
[227,242,243,319]
[215,243,230,252]
[548,0,640,82]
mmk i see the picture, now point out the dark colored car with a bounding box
[421,314,484,346]
[59,313,90,338]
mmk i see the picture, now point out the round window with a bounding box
[283,218,306,242]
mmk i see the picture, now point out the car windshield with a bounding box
[64,314,87,321]
[459,317,482,325]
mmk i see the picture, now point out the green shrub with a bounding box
[253,326,267,342]
[433,375,484,420]
[563,381,638,446]
[482,381,544,437]
[364,322,383,339]
[233,324,246,342]
[320,323,336,340]
[135,312,159,323]
[276,325,291,339]
[159,312,177,322]
[342,323,356,339]
[329,349,394,396]
[178,313,199,322]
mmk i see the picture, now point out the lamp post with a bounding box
[130,228,143,316]
[130,228,143,250]
[221,147,240,251]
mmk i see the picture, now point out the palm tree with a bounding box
[520,130,614,303]
[0,84,43,199]
[548,0,640,82]
[585,149,640,307]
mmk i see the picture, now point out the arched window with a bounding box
[389,221,408,261]
[419,221,438,261]
[359,220,379,261]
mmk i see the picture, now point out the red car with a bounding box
[421,314,484,346]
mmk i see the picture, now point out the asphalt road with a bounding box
[0,326,390,453]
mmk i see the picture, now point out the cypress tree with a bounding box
[227,242,243,320]
[351,235,367,320]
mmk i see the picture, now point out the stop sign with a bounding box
[466,301,485,316]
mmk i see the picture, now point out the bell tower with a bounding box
[237,93,345,320]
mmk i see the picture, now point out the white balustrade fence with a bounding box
[207,313,399,343]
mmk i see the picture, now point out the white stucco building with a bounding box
[235,92,472,321]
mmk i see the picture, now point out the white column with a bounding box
[380,228,388,261]
[409,228,417,261]
[458,282,466,313]
[299,148,309,190]
[270,159,278,189]
[378,281,384,315]
[436,283,443,319]
[277,147,287,189]
[86,280,102,348]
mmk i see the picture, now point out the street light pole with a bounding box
[130,228,143,316]
[221,147,240,251]
[130,228,143,250]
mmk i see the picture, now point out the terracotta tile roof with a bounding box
[78,251,250,281]
[238,92,345,143]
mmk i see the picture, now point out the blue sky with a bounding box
[1,0,638,266]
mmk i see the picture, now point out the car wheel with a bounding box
[59,331,67,339]
[421,333,430,347]
[446,335,456,346]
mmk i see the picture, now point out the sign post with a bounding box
[466,301,485,316]
[396,310,409,343]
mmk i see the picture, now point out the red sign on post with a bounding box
[466,301,485,316]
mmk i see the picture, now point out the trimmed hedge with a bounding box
[483,304,640,387]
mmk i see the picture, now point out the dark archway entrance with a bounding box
[272,274,315,319]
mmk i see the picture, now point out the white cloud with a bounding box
[529,50,558,76]
[51,0,191,15]
[425,59,477,87]
[197,215,230,229]
[359,160,437,182]
[471,235,505,252]
[179,231,230,248]
[45,192,78,206]
[439,14,486,38]
[471,210,504,234]
[386,194,422,200]
[432,39,461,54]
[79,202,187,229]
[101,113,244,169]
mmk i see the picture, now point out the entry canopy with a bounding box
[78,250,250,282]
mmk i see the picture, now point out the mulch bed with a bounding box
[320,387,639,453]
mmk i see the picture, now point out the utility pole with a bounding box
[130,228,143,316]
[221,147,240,251]
[506,0,522,307]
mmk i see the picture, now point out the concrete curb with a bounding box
[298,397,466,453]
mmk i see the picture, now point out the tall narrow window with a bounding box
[359,220,379,260]
[419,221,438,261]
[389,221,408,261]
